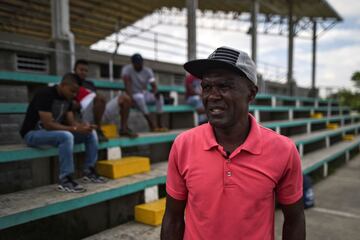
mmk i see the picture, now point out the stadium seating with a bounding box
[1,71,360,239]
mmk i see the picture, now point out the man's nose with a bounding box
[207,86,222,99]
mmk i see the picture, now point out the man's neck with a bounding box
[213,115,250,154]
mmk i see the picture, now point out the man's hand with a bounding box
[75,123,95,134]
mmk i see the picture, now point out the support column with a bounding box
[51,0,74,75]
[187,0,197,61]
[251,0,259,64]
[311,20,317,92]
[287,0,294,96]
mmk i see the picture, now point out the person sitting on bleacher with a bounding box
[20,73,106,193]
[73,59,137,140]
[122,53,167,132]
[185,73,207,124]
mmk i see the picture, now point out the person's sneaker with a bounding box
[96,129,108,142]
[119,128,138,138]
[57,176,86,193]
[82,167,108,183]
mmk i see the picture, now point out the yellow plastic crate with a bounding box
[326,123,339,130]
[135,198,166,226]
[343,134,355,141]
[101,124,119,139]
[96,156,150,179]
[310,113,323,119]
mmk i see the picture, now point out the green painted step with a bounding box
[0,103,349,114]
[0,71,339,103]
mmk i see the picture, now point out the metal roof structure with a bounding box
[0,0,342,46]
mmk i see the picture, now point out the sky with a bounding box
[91,0,360,95]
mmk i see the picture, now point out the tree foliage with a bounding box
[334,89,360,112]
[351,71,360,89]
[330,71,360,112]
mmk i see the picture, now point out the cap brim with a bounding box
[184,59,245,79]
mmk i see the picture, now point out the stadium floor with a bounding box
[275,154,360,240]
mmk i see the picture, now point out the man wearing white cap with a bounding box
[161,47,305,240]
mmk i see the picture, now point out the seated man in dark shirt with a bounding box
[20,73,106,193]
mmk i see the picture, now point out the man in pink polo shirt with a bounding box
[161,47,305,240]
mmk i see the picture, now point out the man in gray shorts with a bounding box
[73,59,138,139]
[122,53,166,132]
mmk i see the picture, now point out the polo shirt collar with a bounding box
[202,114,263,155]
[203,123,219,150]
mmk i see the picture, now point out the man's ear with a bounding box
[248,85,258,103]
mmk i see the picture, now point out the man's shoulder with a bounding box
[143,66,153,72]
[122,64,132,72]
[82,79,96,90]
[175,124,209,145]
[34,86,55,98]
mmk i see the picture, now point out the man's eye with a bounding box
[219,84,230,89]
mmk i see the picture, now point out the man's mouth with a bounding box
[208,106,226,114]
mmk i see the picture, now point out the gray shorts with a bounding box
[132,92,164,114]
[81,95,120,124]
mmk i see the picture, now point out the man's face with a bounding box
[60,83,79,101]
[133,62,143,72]
[201,69,253,129]
[75,63,88,80]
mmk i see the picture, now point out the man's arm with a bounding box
[123,75,133,96]
[39,111,77,132]
[150,82,158,95]
[39,111,93,134]
[281,197,306,240]
[161,194,186,240]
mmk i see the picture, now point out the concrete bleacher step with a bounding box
[290,123,360,157]
[0,102,349,115]
[262,114,359,130]
[1,115,359,164]
[0,129,186,163]
[302,135,360,174]
[135,198,166,226]
[82,221,161,240]
[291,123,360,144]
[0,162,167,230]
[0,71,340,107]
[96,156,151,179]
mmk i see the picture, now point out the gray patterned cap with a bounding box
[184,46,257,86]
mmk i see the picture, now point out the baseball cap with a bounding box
[184,46,257,86]
[131,53,143,64]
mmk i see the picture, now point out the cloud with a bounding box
[318,28,360,47]
[327,0,360,18]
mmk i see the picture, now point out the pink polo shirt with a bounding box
[166,114,303,240]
